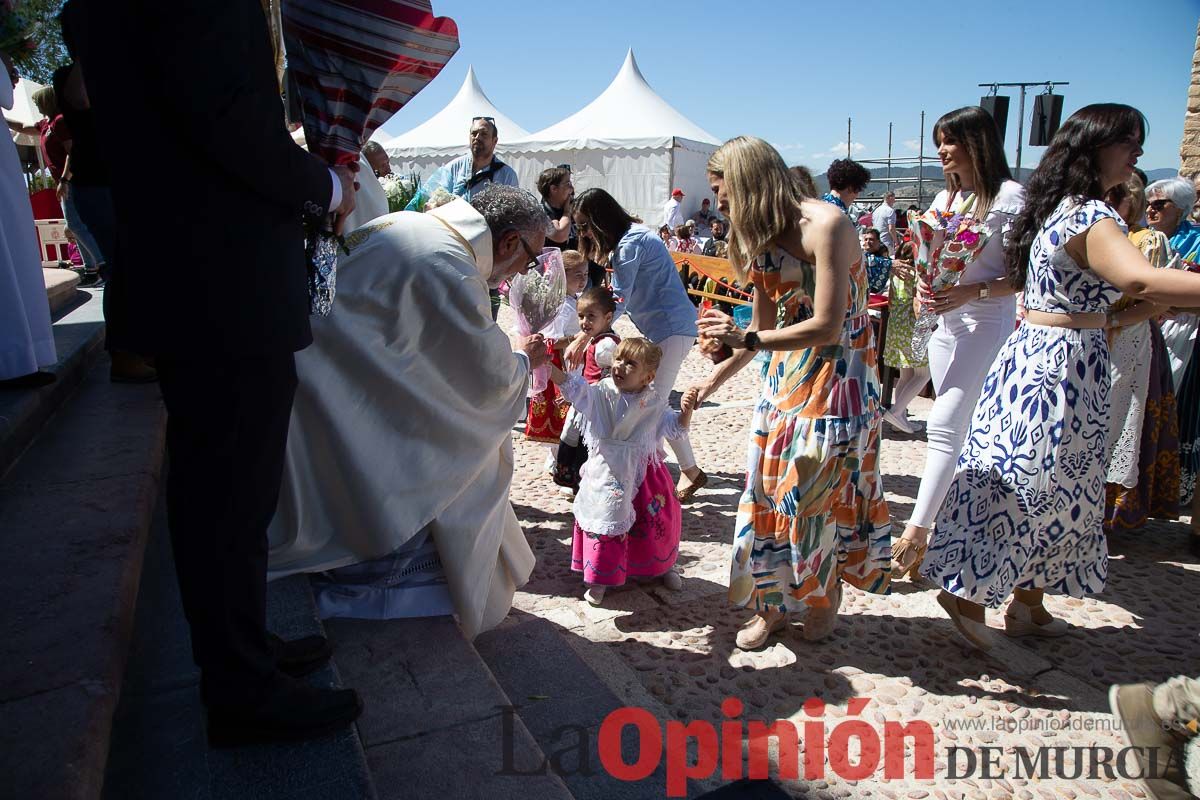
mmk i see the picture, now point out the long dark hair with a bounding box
[932,106,1012,217]
[574,188,638,262]
[1004,103,1147,291]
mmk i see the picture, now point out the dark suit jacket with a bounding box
[64,0,334,357]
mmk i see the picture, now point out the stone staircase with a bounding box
[0,285,581,800]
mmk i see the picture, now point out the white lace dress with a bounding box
[1104,228,1170,488]
[561,375,684,537]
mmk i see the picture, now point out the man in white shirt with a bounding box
[872,191,898,252]
[662,188,685,231]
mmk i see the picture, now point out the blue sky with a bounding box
[376,0,1198,172]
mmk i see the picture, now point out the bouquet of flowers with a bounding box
[281,0,458,314]
[379,171,421,214]
[908,198,994,361]
[508,248,566,394]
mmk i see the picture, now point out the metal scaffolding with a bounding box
[846,112,943,211]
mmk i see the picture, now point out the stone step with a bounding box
[44,267,81,314]
[323,614,575,800]
[0,284,105,479]
[474,611,673,800]
[0,355,165,800]
[103,509,376,800]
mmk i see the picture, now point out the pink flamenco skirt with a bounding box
[571,461,681,586]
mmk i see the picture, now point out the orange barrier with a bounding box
[671,252,751,306]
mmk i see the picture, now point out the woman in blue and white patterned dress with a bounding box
[923,104,1200,651]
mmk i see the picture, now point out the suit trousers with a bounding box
[156,353,298,705]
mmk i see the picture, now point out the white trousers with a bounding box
[908,299,1015,528]
[654,334,697,470]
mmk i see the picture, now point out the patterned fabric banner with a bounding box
[282,0,459,165]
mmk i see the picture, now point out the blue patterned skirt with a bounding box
[923,324,1110,607]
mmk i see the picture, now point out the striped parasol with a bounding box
[281,0,459,166]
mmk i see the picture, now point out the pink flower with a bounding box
[958,230,980,247]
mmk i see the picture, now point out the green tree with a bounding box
[7,0,68,85]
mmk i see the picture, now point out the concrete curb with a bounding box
[0,287,105,480]
[0,357,165,800]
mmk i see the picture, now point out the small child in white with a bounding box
[549,338,698,605]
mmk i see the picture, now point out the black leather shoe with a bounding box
[207,674,362,748]
[269,633,333,678]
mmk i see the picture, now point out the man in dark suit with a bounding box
[63,0,362,746]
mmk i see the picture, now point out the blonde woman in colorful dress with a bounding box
[693,136,891,650]
[923,104,1200,650]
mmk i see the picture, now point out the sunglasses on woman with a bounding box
[1147,199,1175,212]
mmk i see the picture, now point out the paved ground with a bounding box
[501,308,1200,799]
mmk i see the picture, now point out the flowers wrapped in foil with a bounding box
[305,228,341,317]
[508,248,567,394]
[909,201,993,361]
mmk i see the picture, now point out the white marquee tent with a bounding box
[383,50,720,228]
[500,49,719,228]
[381,65,529,178]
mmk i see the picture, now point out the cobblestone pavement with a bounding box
[503,309,1200,799]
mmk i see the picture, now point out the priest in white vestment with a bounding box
[267,185,550,639]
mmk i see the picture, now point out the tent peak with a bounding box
[463,65,480,92]
[452,65,489,104]
[617,49,646,84]
[512,48,717,145]
[384,65,530,149]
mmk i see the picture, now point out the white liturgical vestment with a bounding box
[0,64,56,379]
[267,198,535,638]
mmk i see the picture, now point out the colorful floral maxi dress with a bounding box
[729,247,891,613]
[923,199,1125,607]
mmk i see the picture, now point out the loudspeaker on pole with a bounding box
[1030,94,1064,147]
[979,95,1010,143]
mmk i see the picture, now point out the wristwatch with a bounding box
[744,331,759,352]
[977,283,991,300]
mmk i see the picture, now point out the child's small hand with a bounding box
[518,334,549,369]
[565,332,590,369]
[681,386,700,414]
[697,334,724,355]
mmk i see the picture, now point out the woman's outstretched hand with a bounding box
[697,308,746,349]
